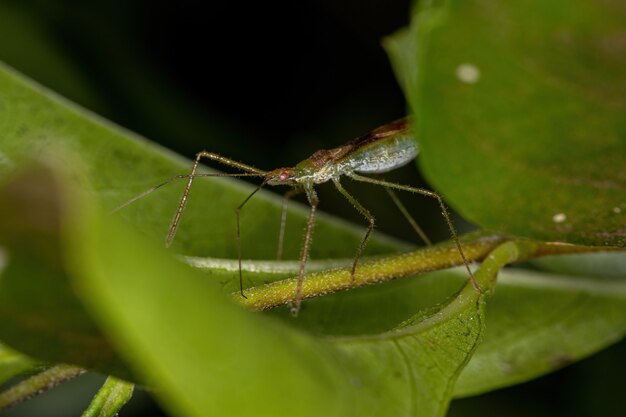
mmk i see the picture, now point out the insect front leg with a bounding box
[291,186,318,317]
[350,173,481,293]
[234,184,266,298]
[166,151,266,247]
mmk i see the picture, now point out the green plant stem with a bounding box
[235,234,618,311]
[473,240,540,293]
[82,376,134,417]
[0,364,85,411]
[412,240,542,342]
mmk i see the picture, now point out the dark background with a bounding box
[0,0,623,416]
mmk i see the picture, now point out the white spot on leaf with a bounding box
[456,63,481,84]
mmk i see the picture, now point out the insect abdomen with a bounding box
[348,135,418,174]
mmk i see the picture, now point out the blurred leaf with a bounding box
[0,166,131,377]
[386,0,626,247]
[532,251,626,279]
[0,343,38,385]
[81,376,134,417]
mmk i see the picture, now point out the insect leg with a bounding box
[166,151,267,247]
[292,187,318,316]
[384,187,432,246]
[332,178,375,280]
[235,183,266,298]
[350,173,481,293]
[113,172,260,213]
[277,187,304,260]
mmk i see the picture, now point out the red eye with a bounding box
[279,172,289,181]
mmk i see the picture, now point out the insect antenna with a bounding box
[115,149,270,299]
[112,173,262,213]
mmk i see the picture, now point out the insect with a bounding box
[117,118,479,315]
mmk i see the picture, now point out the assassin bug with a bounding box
[116,118,478,315]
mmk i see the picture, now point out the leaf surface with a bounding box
[386,0,626,246]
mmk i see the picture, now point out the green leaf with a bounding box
[0,343,38,385]
[532,251,626,279]
[455,266,626,397]
[81,376,134,417]
[0,165,131,377]
[386,0,626,247]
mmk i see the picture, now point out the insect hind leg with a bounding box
[332,178,376,280]
[384,187,432,246]
[349,173,481,293]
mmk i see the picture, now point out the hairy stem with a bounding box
[0,364,85,411]
[234,234,618,311]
